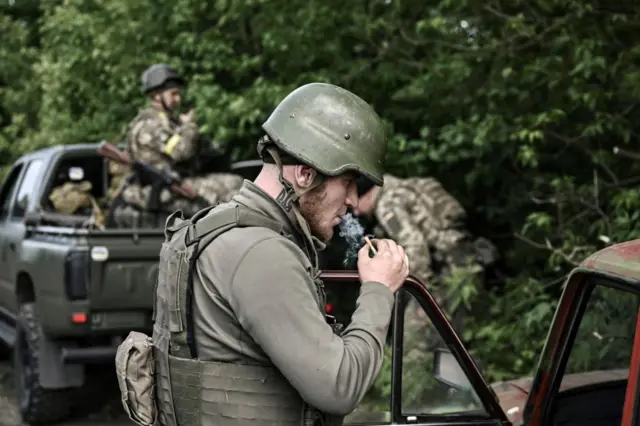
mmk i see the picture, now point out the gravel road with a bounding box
[0,356,134,426]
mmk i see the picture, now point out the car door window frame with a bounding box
[393,282,508,425]
[524,272,640,426]
[320,271,510,426]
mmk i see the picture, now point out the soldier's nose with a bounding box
[346,187,358,208]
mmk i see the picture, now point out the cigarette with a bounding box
[364,236,377,254]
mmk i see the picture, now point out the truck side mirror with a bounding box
[432,348,473,392]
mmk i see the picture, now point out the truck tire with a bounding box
[14,303,72,425]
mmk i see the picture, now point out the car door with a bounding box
[520,272,640,426]
[2,159,46,313]
[321,271,510,426]
[0,163,25,315]
[620,305,640,426]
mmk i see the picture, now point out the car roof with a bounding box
[579,239,640,285]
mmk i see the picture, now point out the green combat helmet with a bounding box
[257,82,388,265]
[258,82,387,187]
[141,64,186,95]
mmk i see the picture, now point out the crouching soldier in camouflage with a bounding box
[115,82,410,426]
[353,175,498,341]
[113,63,242,227]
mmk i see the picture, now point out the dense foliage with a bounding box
[2,0,640,383]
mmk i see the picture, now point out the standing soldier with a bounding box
[115,83,410,426]
[112,64,242,227]
[353,174,499,335]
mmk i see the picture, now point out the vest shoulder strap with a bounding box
[176,203,291,359]
[185,203,286,248]
[163,208,194,241]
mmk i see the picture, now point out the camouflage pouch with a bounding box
[49,181,93,214]
[115,331,158,426]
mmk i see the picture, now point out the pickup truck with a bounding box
[0,143,263,425]
[0,143,169,423]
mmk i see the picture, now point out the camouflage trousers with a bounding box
[109,172,244,228]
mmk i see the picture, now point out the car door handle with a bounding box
[8,242,15,251]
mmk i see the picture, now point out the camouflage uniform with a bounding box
[107,159,129,201]
[366,174,498,342]
[112,106,244,225]
[114,172,244,228]
[112,64,244,228]
[49,181,106,228]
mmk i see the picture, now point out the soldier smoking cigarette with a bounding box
[363,236,377,254]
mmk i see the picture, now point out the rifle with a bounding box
[173,136,233,177]
[97,141,200,201]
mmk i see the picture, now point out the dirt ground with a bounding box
[0,357,133,426]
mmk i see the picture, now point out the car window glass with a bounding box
[325,279,488,423]
[12,159,44,219]
[400,291,485,417]
[0,165,24,220]
[564,279,639,383]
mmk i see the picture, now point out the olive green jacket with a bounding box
[192,180,395,415]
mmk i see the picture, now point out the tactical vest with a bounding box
[151,203,344,426]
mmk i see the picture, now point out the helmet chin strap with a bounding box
[263,144,325,270]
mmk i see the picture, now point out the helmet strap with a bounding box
[264,145,325,269]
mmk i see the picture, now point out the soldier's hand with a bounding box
[357,238,409,293]
[180,109,196,123]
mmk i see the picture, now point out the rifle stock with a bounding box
[98,141,131,165]
[97,141,199,200]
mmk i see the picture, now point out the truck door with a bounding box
[322,272,510,426]
[0,163,25,315]
[3,159,45,313]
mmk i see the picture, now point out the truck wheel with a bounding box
[14,303,72,425]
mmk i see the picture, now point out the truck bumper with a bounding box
[61,345,119,364]
[39,296,152,337]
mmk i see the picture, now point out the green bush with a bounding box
[3,0,640,384]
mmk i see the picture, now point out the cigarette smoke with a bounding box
[338,213,365,268]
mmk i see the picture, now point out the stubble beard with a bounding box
[299,182,332,242]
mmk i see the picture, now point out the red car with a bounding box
[322,239,640,426]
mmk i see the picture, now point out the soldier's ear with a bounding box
[293,165,317,189]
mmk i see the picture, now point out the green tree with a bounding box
[4,0,640,384]
[0,0,42,174]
